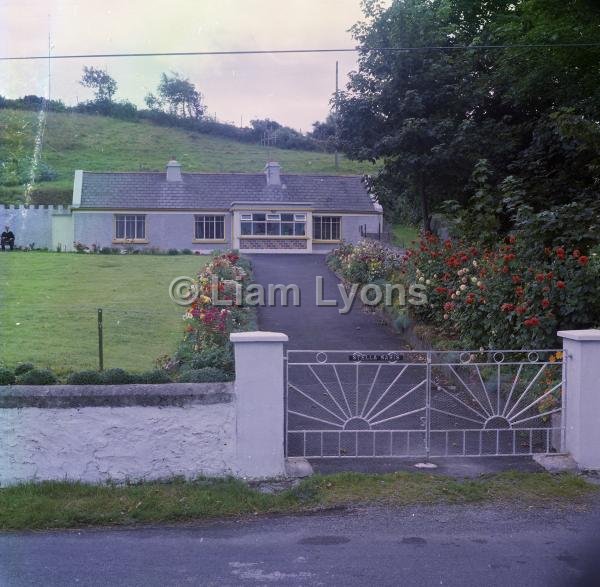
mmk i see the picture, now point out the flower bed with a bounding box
[327,237,600,350]
[405,235,599,349]
[175,250,256,379]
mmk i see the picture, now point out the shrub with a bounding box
[0,368,16,385]
[189,345,234,372]
[167,248,180,255]
[181,248,193,255]
[100,368,134,384]
[138,370,172,384]
[66,370,103,385]
[179,367,233,383]
[14,363,35,376]
[16,368,57,385]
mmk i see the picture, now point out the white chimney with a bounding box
[166,159,182,182]
[264,161,281,186]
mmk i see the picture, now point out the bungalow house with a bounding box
[71,160,383,253]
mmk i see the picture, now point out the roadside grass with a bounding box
[0,471,595,531]
[0,252,207,373]
[392,224,420,247]
[0,109,376,205]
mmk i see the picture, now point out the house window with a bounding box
[313,216,341,241]
[240,212,306,236]
[114,214,146,240]
[195,215,225,240]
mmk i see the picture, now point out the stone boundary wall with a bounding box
[0,383,236,485]
[0,332,290,485]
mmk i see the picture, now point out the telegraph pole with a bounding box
[334,60,339,170]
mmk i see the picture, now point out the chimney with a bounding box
[264,161,281,186]
[166,159,182,182]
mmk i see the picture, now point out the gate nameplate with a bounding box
[349,352,403,363]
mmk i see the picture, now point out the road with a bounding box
[2,501,600,586]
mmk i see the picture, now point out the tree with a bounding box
[145,72,205,119]
[79,67,117,102]
[336,0,600,243]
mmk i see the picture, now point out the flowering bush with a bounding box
[405,234,600,349]
[327,240,404,284]
[176,251,255,376]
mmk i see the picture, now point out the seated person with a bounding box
[1,226,15,251]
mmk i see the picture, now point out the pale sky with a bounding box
[0,0,369,130]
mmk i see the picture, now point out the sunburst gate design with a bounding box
[286,350,564,458]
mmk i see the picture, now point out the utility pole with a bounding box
[334,60,339,170]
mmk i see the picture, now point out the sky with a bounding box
[0,0,370,130]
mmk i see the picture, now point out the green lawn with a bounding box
[0,252,207,374]
[392,224,420,247]
[0,471,593,530]
[0,109,377,205]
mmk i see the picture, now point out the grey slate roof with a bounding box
[78,172,379,213]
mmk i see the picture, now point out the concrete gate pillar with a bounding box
[558,329,600,470]
[230,331,288,478]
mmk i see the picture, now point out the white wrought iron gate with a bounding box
[285,349,564,458]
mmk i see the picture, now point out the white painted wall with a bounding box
[0,403,235,485]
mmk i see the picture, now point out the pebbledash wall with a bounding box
[0,332,287,486]
[0,205,74,251]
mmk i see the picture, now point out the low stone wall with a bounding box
[0,383,235,485]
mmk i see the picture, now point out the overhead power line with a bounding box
[1,42,600,61]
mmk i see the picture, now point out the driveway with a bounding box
[2,502,599,586]
[248,254,402,350]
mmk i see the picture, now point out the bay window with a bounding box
[240,212,306,236]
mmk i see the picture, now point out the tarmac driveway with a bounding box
[248,254,403,350]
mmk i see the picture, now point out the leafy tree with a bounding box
[337,0,600,247]
[79,67,117,102]
[145,72,205,119]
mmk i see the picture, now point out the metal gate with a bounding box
[285,349,564,458]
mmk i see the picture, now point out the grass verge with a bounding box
[392,224,420,247]
[0,471,595,531]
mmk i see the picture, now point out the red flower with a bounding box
[516,305,527,315]
[556,280,566,289]
[541,299,551,309]
[435,287,447,294]
[511,275,521,284]
[579,256,589,266]
[573,249,581,258]
[501,303,515,313]
[556,247,566,260]
[443,302,455,312]
[444,240,452,250]
[515,286,524,297]
[535,274,545,282]
[524,316,541,328]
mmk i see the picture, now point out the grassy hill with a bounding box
[0,109,376,205]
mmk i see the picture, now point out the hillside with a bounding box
[0,109,376,205]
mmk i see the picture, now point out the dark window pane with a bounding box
[253,222,266,235]
[295,222,306,236]
[241,221,252,235]
[281,222,294,236]
[267,222,280,235]
[281,213,294,222]
[115,216,125,239]
[215,217,224,239]
[136,217,145,239]
[252,213,266,222]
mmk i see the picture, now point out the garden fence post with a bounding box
[230,331,288,478]
[558,329,600,470]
